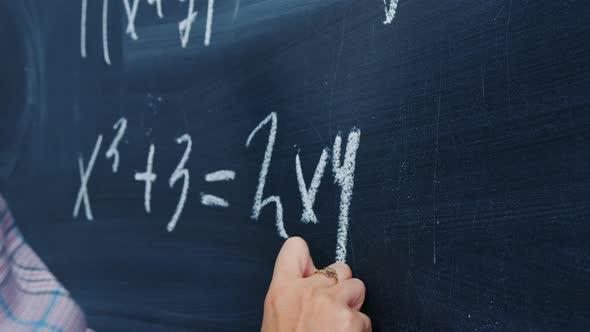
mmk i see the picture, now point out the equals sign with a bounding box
[201,170,236,208]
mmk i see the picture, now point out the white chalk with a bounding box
[73,135,103,221]
[202,170,235,208]
[332,128,361,263]
[383,0,398,25]
[246,113,288,238]
[81,0,88,58]
[295,149,329,224]
[200,193,229,208]
[204,0,215,46]
[167,134,192,232]
[246,112,276,213]
[178,0,197,48]
[233,0,240,20]
[205,170,235,182]
[147,0,164,18]
[102,0,111,65]
[105,117,127,173]
[262,196,287,239]
[123,0,141,40]
[135,144,157,213]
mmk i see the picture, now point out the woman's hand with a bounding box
[261,237,371,332]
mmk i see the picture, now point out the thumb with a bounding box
[272,237,316,281]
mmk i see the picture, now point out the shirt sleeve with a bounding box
[0,194,88,332]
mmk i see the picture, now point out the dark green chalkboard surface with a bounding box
[1,0,589,331]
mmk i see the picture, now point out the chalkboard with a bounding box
[1,0,589,331]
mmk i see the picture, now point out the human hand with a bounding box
[261,237,371,332]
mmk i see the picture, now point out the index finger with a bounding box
[272,237,317,281]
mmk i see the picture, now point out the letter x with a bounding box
[73,135,103,221]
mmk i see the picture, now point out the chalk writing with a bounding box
[201,170,236,208]
[201,194,229,207]
[123,0,141,40]
[102,0,111,65]
[204,0,215,46]
[75,118,363,262]
[332,128,361,263]
[383,0,399,25]
[295,149,329,224]
[105,117,127,173]
[205,170,235,182]
[80,0,88,58]
[167,134,192,232]
[135,144,157,213]
[179,0,198,48]
[73,135,103,221]
[246,113,288,239]
[147,0,164,18]
[82,0,218,64]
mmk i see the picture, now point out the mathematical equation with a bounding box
[79,0,398,65]
[81,0,216,65]
[73,112,361,263]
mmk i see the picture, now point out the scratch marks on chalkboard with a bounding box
[304,118,325,144]
[135,144,157,213]
[246,113,288,239]
[505,0,513,105]
[73,135,103,221]
[432,67,442,265]
[328,18,346,138]
[296,149,329,224]
[383,0,398,25]
[333,128,361,263]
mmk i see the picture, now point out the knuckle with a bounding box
[313,295,333,315]
[329,262,352,282]
[334,262,352,275]
[350,278,366,293]
[315,292,332,307]
[359,312,372,331]
[338,310,357,330]
[263,291,277,310]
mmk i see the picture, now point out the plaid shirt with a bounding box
[0,195,87,332]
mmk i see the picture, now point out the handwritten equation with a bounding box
[73,113,361,263]
[81,0,216,65]
[79,0,398,66]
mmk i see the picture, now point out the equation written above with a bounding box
[80,0,399,65]
[73,112,361,263]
